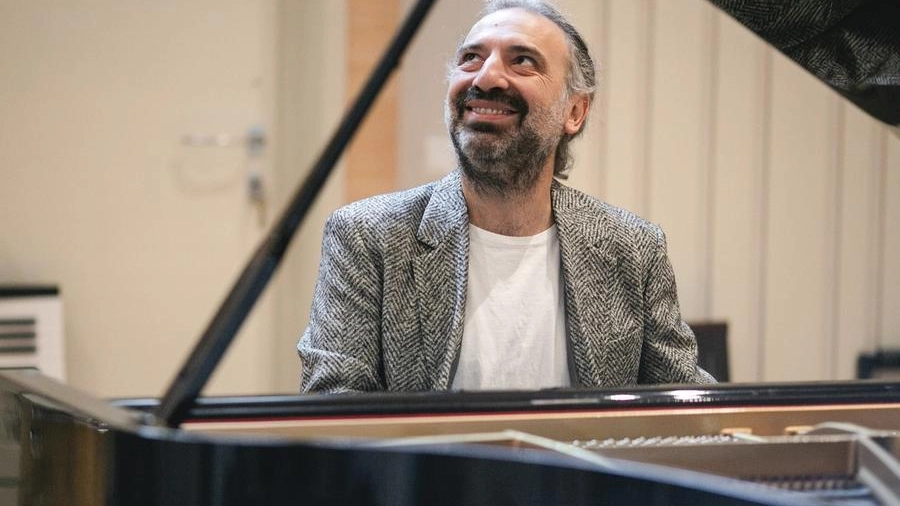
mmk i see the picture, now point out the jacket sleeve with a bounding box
[297,209,384,393]
[639,227,717,385]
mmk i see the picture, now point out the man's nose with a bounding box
[471,54,509,91]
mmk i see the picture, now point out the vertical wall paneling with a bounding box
[603,0,651,215]
[210,0,281,396]
[823,98,845,379]
[558,0,604,196]
[641,0,656,220]
[709,13,769,382]
[274,0,347,392]
[755,48,774,382]
[872,131,888,351]
[881,132,900,349]
[597,0,612,198]
[701,7,719,317]
[646,0,710,319]
[762,54,833,381]
[345,0,400,202]
[835,105,882,379]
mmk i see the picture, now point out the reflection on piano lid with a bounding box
[712,0,900,126]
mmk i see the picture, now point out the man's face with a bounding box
[445,8,578,194]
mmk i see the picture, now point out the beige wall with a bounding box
[271,1,347,393]
[344,0,401,202]
[0,0,346,397]
[2,0,898,399]
[595,0,900,382]
[0,0,285,397]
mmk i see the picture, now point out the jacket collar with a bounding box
[416,170,468,248]
[551,179,612,253]
[413,170,469,389]
[413,171,619,388]
[552,179,620,386]
[417,172,612,247]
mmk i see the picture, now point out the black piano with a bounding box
[3,1,898,504]
[5,368,900,505]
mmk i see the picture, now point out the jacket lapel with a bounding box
[412,171,469,389]
[552,182,618,387]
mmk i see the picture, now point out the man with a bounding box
[298,0,714,393]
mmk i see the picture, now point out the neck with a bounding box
[462,169,554,236]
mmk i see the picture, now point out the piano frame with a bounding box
[4,368,900,505]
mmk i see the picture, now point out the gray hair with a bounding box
[479,0,597,177]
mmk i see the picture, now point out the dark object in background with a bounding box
[690,321,730,382]
[858,349,900,379]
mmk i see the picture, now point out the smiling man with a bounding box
[298,0,714,393]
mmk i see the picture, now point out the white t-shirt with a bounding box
[452,224,570,390]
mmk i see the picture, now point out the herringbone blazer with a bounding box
[298,170,714,393]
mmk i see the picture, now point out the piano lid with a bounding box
[711,0,900,126]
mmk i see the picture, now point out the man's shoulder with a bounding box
[328,175,450,232]
[554,183,662,242]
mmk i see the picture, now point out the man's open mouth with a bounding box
[468,105,515,116]
[456,87,528,121]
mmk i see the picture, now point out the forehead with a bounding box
[462,8,569,59]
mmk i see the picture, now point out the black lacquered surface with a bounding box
[113,380,900,422]
[711,0,900,125]
[2,369,839,506]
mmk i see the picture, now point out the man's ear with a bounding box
[564,94,590,135]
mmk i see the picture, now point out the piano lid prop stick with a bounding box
[155,0,438,428]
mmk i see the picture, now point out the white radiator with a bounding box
[0,287,65,381]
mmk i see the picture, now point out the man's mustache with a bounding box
[454,87,529,119]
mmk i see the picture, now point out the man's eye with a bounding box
[513,55,535,66]
[459,53,481,64]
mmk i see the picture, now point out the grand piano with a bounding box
[2,1,899,505]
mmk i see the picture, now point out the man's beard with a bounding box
[447,87,562,196]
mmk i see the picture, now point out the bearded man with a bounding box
[298,0,714,393]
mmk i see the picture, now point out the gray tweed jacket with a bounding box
[298,170,714,393]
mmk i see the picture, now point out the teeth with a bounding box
[472,107,510,115]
